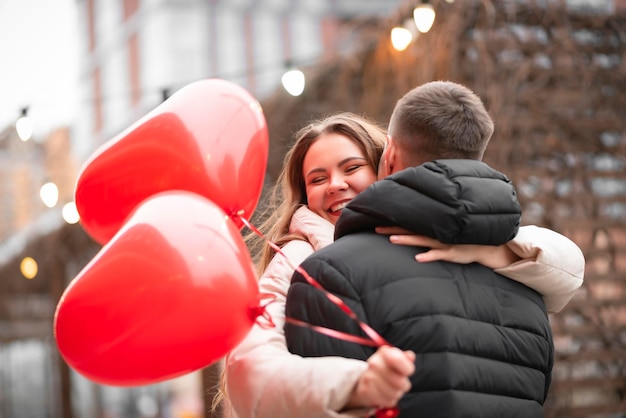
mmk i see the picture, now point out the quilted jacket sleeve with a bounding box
[495,225,585,313]
[225,239,368,418]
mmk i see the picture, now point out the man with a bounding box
[285,81,555,417]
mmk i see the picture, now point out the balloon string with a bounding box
[284,317,380,347]
[237,214,391,348]
[237,213,399,418]
[250,293,277,329]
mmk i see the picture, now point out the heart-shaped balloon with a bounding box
[54,191,260,386]
[75,78,268,245]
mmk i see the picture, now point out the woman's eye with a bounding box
[310,177,326,184]
[346,165,362,173]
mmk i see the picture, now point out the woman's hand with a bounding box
[375,226,521,269]
[346,346,415,409]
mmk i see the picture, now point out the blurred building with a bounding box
[0,125,82,418]
[0,126,77,250]
[72,0,403,160]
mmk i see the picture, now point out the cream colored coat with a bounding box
[225,206,585,418]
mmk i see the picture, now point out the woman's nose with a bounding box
[327,176,348,194]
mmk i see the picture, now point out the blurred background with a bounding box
[0,0,625,417]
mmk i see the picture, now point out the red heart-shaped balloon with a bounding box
[54,191,259,386]
[75,79,268,244]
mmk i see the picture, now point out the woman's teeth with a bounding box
[330,201,349,213]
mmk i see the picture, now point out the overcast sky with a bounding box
[0,0,79,138]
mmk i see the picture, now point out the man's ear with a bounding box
[384,136,398,176]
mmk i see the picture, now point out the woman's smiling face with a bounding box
[302,132,378,225]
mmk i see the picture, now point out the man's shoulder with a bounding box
[295,232,421,290]
[294,232,386,282]
[303,232,387,262]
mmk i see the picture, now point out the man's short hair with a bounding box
[389,81,494,165]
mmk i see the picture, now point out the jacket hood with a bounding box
[334,159,521,245]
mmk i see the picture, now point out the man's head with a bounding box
[379,81,494,178]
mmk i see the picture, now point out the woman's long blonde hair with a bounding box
[213,112,387,413]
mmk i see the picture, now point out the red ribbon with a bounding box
[237,214,400,418]
[283,317,380,347]
[249,292,277,328]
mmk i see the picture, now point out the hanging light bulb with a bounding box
[16,107,34,142]
[62,201,80,224]
[40,182,59,208]
[413,2,436,33]
[20,257,38,279]
[391,18,419,52]
[282,62,305,97]
[391,27,413,51]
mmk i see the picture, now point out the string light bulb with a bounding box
[62,201,80,224]
[391,18,418,51]
[413,2,436,33]
[281,62,305,97]
[16,107,34,142]
[391,27,413,51]
[40,182,59,208]
[20,257,38,279]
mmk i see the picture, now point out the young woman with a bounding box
[221,112,584,418]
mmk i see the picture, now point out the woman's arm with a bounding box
[494,225,585,313]
[225,240,369,418]
[376,225,585,313]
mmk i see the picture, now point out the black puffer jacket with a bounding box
[285,160,554,418]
